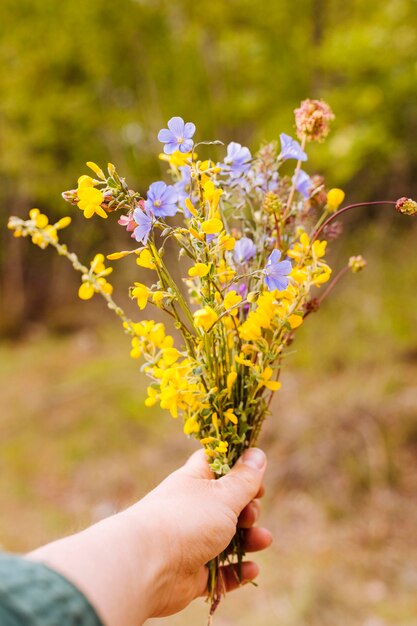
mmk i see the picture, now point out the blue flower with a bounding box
[132,206,153,244]
[234,237,257,264]
[279,133,307,162]
[292,169,311,199]
[264,249,292,291]
[157,117,196,154]
[223,142,252,178]
[144,181,178,218]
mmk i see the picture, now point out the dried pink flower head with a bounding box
[395,197,417,216]
[294,99,335,142]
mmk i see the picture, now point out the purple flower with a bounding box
[292,169,311,199]
[223,142,252,178]
[279,133,308,162]
[144,181,178,218]
[264,249,292,291]
[234,237,257,264]
[132,207,153,244]
[157,117,196,154]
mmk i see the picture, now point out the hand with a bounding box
[130,447,272,617]
[28,448,271,626]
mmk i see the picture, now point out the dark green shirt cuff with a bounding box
[0,553,103,626]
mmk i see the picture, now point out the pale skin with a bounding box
[27,447,271,626]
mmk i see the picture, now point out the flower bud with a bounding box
[262,191,282,215]
[395,197,417,216]
[348,255,367,273]
[294,99,335,142]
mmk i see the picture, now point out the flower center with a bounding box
[177,136,184,144]
[154,199,162,208]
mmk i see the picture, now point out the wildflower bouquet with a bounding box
[8,99,416,615]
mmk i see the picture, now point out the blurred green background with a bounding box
[1,0,417,624]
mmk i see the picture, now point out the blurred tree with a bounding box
[0,0,416,332]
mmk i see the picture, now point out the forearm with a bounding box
[27,508,160,626]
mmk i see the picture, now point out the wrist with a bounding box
[27,508,164,626]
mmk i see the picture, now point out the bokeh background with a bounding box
[1,1,417,624]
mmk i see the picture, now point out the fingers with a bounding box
[196,561,260,598]
[219,561,260,593]
[240,526,272,552]
[238,500,260,529]
[216,448,267,516]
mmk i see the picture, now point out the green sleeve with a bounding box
[0,552,103,626]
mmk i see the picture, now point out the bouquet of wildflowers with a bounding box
[8,99,416,615]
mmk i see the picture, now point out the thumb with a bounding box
[216,448,267,516]
[179,449,215,480]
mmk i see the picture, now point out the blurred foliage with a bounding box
[0,0,417,331]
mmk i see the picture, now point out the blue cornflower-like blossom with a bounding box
[292,169,311,199]
[263,249,292,291]
[279,133,308,162]
[157,117,196,154]
[223,142,252,178]
[234,237,257,264]
[144,181,178,218]
[132,206,153,244]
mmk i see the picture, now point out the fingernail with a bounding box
[242,448,266,470]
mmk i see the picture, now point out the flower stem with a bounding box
[311,201,397,242]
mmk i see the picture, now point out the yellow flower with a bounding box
[145,386,159,407]
[226,370,237,392]
[161,347,181,365]
[29,208,49,229]
[107,250,133,261]
[216,259,236,284]
[55,216,72,230]
[159,384,180,418]
[215,440,229,454]
[203,180,223,214]
[152,291,165,307]
[258,366,282,391]
[212,412,219,430]
[78,282,95,300]
[290,267,308,284]
[77,175,95,188]
[326,188,345,212]
[159,151,193,168]
[136,248,156,269]
[201,217,223,234]
[223,290,242,316]
[288,314,303,329]
[188,263,210,278]
[218,233,236,251]
[193,306,218,332]
[77,186,107,219]
[184,416,200,435]
[86,161,106,180]
[132,282,149,310]
[235,353,254,367]
[224,409,238,425]
[185,198,198,217]
[130,337,143,359]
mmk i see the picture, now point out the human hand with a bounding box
[28,448,271,626]
[129,447,271,618]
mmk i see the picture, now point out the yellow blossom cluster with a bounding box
[79,253,113,300]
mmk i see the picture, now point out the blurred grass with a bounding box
[1,221,417,624]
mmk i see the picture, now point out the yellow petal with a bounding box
[78,282,95,300]
[201,218,223,234]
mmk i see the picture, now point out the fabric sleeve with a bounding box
[0,552,103,626]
